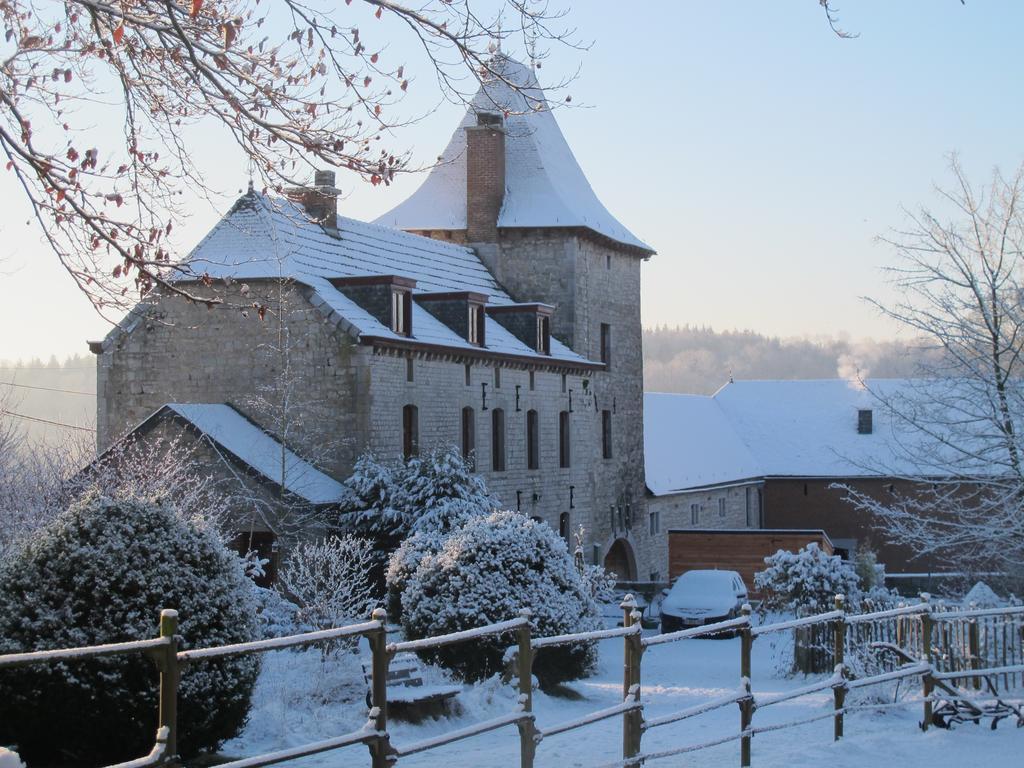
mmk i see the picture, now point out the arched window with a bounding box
[491,408,505,471]
[461,406,475,469]
[402,404,418,460]
[526,409,539,470]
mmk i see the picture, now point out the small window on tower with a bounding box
[600,323,611,368]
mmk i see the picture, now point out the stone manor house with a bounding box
[92,57,661,582]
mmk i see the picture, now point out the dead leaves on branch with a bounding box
[0,0,581,316]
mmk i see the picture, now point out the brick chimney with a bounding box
[465,113,505,243]
[290,169,338,232]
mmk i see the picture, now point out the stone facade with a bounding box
[97,280,362,481]
[646,483,762,581]
[97,59,656,580]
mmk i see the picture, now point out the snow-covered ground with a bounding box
[225,625,1022,767]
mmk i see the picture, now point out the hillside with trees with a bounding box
[643,326,931,395]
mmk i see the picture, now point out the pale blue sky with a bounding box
[2,1,1021,360]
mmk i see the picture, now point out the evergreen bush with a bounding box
[400,511,601,686]
[0,493,259,766]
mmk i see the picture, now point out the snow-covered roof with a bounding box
[644,379,980,495]
[374,55,653,254]
[176,191,591,366]
[164,403,348,505]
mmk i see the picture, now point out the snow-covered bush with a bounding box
[252,585,310,639]
[342,446,494,540]
[401,511,601,686]
[277,535,377,632]
[0,492,259,766]
[0,748,25,768]
[755,543,862,615]
[337,454,400,539]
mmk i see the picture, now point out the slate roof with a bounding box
[374,55,653,254]
[163,403,348,505]
[174,191,592,366]
[644,379,1001,495]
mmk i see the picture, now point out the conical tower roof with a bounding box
[375,56,653,254]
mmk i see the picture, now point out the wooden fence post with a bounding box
[516,608,536,768]
[833,594,846,741]
[158,609,179,764]
[620,595,641,766]
[739,603,753,768]
[920,594,933,732]
[369,608,392,768]
[968,603,981,691]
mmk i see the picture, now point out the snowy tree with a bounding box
[400,510,601,686]
[844,158,1024,584]
[0,491,259,765]
[755,543,862,615]
[277,534,377,634]
[380,445,495,612]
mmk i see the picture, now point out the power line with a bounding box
[0,382,96,396]
[0,409,96,432]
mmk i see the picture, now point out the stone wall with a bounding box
[96,280,361,480]
[363,350,602,542]
[647,483,763,581]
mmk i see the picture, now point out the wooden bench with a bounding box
[359,638,461,709]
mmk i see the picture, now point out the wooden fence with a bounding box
[0,598,1022,768]
[795,596,1024,686]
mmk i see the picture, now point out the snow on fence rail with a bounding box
[1,597,1022,767]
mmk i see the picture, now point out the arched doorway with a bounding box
[603,538,637,581]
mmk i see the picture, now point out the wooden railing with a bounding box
[1,598,1022,767]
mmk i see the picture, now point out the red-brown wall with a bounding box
[760,478,942,573]
[668,529,834,597]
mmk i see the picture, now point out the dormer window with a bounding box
[537,315,551,355]
[330,275,417,338]
[391,287,413,336]
[487,303,554,356]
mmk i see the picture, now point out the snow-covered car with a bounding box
[660,570,748,635]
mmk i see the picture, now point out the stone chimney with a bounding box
[290,169,339,232]
[465,113,505,243]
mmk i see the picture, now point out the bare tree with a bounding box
[0,0,584,318]
[0,421,237,557]
[844,157,1024,580]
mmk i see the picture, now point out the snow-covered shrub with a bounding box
[277,535,377,632]
[963,580,1003,608]
[0,492,259,766]
[0,748,25,768]
[401,511,601,686]
[337,454,400,539]
[252,585,310,639]
[341,446,494,543]
[852,546,899,608]
[385,496,491,614]
[755,543,862,615]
